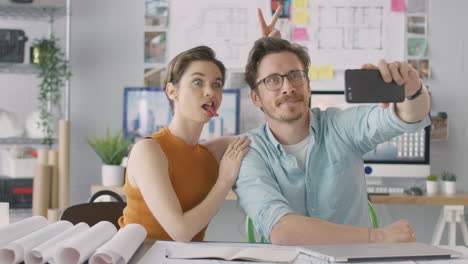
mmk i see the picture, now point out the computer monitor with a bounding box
[123,87,240,142]
[311,90,430,178]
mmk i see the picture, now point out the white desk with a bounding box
[370,193,468,246]
[92,184,468,246]
[132,240,468,264]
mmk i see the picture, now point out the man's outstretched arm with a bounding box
[362,60,430,123]
[270,214,416,246]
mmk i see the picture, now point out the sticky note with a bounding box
[293,10,309,24]
[318,65,334,79]
[292,27,308,41]
[391,0,406,12]
[293,0,308,8]
[308,66,319,80]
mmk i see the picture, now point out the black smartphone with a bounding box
[344,69,405,103]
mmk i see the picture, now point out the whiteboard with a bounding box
[168,0,269,68]
[307,0,404,70]
[168,0,405,91]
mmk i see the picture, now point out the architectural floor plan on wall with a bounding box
[169,0,269,68]
[309,0,405,69]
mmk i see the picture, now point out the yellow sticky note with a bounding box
[308,66,319,80]
[293,10,309,24]
[293,0,308,8]
[318,65,334,79]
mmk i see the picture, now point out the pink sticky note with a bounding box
[292,27,308,41]
[391,0,406,12]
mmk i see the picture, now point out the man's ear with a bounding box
[166,83,178,100]
[250,89,263,109]
[306,81,311,104]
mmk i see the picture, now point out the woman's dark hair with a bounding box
[163,46,226,113]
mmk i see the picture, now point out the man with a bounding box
[233,8,431,245]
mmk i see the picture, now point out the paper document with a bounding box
[54,221,117,264]
[89,223,147,264]
[169,0,270,68]
[0,220,73,264]
[0,216,48,248]
[167,244,299,263]
[308,0,405,69]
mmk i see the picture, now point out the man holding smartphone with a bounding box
[234,6,431,245]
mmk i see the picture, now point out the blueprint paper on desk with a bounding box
[167,244,298,262]
[137,241,468,264]
[138,241,297,264]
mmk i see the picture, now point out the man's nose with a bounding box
[281,78,296,94]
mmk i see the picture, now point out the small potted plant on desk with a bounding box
[441,171,457,195]
[426,174,439,195]
[86,128,131,186]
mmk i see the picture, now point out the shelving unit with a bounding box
[405,1,430,80]
[0,4,64,21]
[0,137,47,145]
[0,62,37,74]
[0,0,70,145]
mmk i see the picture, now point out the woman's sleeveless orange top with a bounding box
[118,127,219,241]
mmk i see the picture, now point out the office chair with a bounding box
[245,201,379,243]
[60,190,126,229]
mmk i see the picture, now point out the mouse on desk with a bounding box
[405,187,423,196]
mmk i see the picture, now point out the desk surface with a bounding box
[92,185,468,205]
[369,192,468,205]
[132,240,468,264]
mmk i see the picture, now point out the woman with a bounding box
[118,46,250,242]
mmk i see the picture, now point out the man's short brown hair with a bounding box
[245,37,310,90]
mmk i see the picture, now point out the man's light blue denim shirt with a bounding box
[234,105,431,241]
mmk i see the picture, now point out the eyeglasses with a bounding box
[255,70,308,91]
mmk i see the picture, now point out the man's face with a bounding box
[251,51,311,124]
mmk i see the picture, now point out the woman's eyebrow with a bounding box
[191,72,223,82]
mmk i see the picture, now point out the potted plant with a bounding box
[441,171,457,195]
[31,35,71,147]
[426,174,438,195]
[86,128,131,186]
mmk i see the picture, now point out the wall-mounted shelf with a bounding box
[0,137,55,145]
[0,63,38,74]
[0,4,65,21]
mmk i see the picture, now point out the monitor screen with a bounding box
[311,90,430,178]
[123,87,240,142]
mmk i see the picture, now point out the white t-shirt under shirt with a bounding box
[281,135,311,172]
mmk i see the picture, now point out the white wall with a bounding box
[3,0,463,243]
[373,0,468,245]
[69,0,143,205]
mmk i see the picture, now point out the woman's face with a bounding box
[172,60,224,124]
